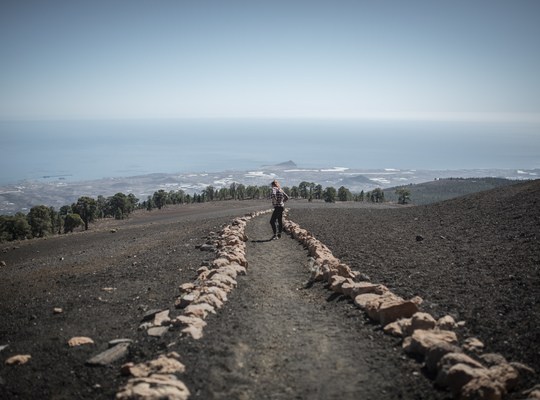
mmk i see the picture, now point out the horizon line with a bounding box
[1,112,540,124]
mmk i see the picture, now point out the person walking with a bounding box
[270,180,289,239]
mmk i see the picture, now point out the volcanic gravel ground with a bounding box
[178,215,448,400]
[0,201,266,399]
[289,179,540,385]
[0,180,538,399]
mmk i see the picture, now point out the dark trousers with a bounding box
[270,206,284,235]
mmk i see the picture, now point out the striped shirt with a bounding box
[271,187,289,207]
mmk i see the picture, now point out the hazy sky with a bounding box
[1,0,540,121]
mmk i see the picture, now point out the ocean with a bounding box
[1,118,539,186]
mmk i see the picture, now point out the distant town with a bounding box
[0,161,537,215]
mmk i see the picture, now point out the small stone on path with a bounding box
[5,354,31,365]
[86,342,130,366]
[68,336,94,347]
[147,326,169,337]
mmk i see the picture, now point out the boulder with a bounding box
[122,352,185,377]
[203,279,233,292]
[215,264,245,279]
[307,258,324,282]
[365,293,419,325]
[181,325,204,340]
[479,353,507,367]
[5,354,31,365]
[174,291,200,309]
[384,311,436,337]
[153,310,170,326]
[116,373,191,400]
[488,363,519,392]
[425,342,463,373]
[383,319,410,337]
[194,293,224,310]
[329,276,349,293]
[208,273,237,288]
[354,293,381,310]
[68,336,94,347]
[217,250,248,267]
[384,312,435,337]
[409,312,437,332]
[460,376,505,400]
[441,363,490,396]
[463,337,485,353]
[202,286,228,302]
[436,353,487,391]
[171,315,207,330]
[523,385,540,400]
[509,361,535,377]
[198,243,215,252]
[183,303,215,319]
[313,250,339,268]
[147,327,169,338]
[212,258,230,268]
[403,329,458,357]
[178,283,196,293]
[344,282,388,297]
[336,263,356,279]
[437,315,457,330]
[142,309,166,322]
[86,342,130,366]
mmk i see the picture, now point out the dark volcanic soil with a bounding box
[0,181,538,399]
[290,179,540,375]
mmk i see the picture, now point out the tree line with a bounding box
[0,181,399,242]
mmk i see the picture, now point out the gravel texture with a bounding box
[0,180,538,399]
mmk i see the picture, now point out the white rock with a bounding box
[437,315,457,330]
[5,354,31,365]
[403,329,458,356]
[68,336,94,347]
[147,326,169,337]
[463,337,485,353]
[153,310,171,326]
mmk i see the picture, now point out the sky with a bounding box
[1,0,540,122]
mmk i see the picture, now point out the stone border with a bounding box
[115,210,537,400]
[171,210,270,339]
[115,209,271,399]
[282,215,538,400]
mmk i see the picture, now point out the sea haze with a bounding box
[1,118,539,185]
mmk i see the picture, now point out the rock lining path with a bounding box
[179,214,444,400]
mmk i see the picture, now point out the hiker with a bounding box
[270,180,289,239]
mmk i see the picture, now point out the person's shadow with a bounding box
[251,238,275,243]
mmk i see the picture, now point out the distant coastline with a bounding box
[0,164,537,215]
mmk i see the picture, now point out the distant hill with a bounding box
[263,160,297,169]
[338,175,376,186]
[384,177,523,205]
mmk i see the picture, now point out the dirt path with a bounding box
[0,202,453,399]
[180,215,447,400]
